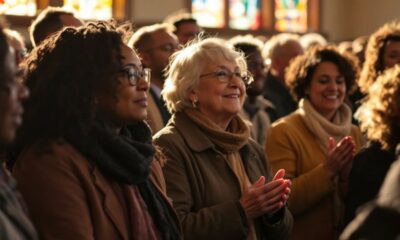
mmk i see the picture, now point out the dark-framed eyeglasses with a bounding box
[119,67,151,86]
[199,68,253,86]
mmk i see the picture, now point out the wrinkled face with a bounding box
[306,61,346,120]
[175,22,202,45]
[382,40,400,69]
[97,44,149,128]
[142,30,179,80]
[0,49,29,144]
[246,50,266,96]
[192,59,246,125]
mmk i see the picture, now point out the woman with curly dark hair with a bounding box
[358,21,400,94]
[345,65,400,226]
[265,45,365,240]
[11,21,181,240]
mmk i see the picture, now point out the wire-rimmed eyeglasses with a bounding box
[199,68,253,86]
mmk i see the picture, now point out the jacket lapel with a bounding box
[91,167,129,240]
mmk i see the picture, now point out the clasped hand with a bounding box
[239,169,291,219]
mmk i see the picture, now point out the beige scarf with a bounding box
[297,98,352,153]
[184,108,257,240]
[298,98,352,234]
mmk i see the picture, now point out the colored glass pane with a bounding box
[229,0,261,30]
[192,0,224,28]
[0,0,36,16]
[274,0,307,32]
[64,0,112,20]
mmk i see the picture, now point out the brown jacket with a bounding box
[13,140,179,240]
[153,112,293,240]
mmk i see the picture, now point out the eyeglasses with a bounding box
[119,67,151,86]
[200,68,253,85]
[146,43,182,53]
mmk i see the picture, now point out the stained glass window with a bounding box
[63,0,112,20]
[0,0,36,16]
[229,0,260,30]
[192,0,225,28]
[274,0,307,33]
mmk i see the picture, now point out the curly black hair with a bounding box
[16,21,131,149]
[285,45,359,101]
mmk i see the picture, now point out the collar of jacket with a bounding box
[169,111,253,160]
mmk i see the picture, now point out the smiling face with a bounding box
[0,49,29,144]
[192,59,246,128]
[97,44,149,129]
[306,61,346,120]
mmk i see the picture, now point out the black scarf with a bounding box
[68,121,180,240]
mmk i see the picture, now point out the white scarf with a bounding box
[297,98,352,153]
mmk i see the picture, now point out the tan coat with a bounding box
[265,112,364,240]
[153,112,293,240]
[13,140,179,240]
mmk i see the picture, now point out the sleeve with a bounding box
[13,149,94,240]
[250,141,293,240]
[265,122,334,215]
[154,134,249,240]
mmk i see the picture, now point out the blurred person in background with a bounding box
[230,35,276,148]
[262,33,303,122]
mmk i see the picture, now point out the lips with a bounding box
[134,97,148,107]
[223,93,241,99]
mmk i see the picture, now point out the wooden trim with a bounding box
[308,0,320,32]
[113,0,127,20]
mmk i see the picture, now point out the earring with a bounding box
[191,97,198,108]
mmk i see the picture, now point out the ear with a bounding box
[189,89,198,102]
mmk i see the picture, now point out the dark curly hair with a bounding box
[358,21,400,93]
[16,21,132,149]
[285,45,359,101]
[358,65,400,150]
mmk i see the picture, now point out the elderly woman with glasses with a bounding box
[153,37,293,240]
[11,21,181,240]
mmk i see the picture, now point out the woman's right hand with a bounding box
[239,169,291,219]
[324,136,355,179]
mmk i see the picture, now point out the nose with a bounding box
[136,78,149,92]
[18,83,29,100]
[327,80,338,90]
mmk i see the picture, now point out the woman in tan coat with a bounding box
[11,21,181,240]
[265,46,365,240]
[153,37,293,240]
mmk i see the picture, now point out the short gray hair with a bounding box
[162,37,247,113]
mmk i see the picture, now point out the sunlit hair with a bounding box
[358,65,400,150]
[285,45,359,101]
[262,33,301,61]
[128,23,175,52]
[162,37,247,113]
[229,34,263,53]
[29,6,80,47]
[299,32,327,50]
[358,21,400,93]
[16,21,131,148]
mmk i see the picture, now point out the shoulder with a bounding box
[270,112,305,136]
[13,139,92,178]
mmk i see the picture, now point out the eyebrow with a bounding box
[216,65,240,71]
